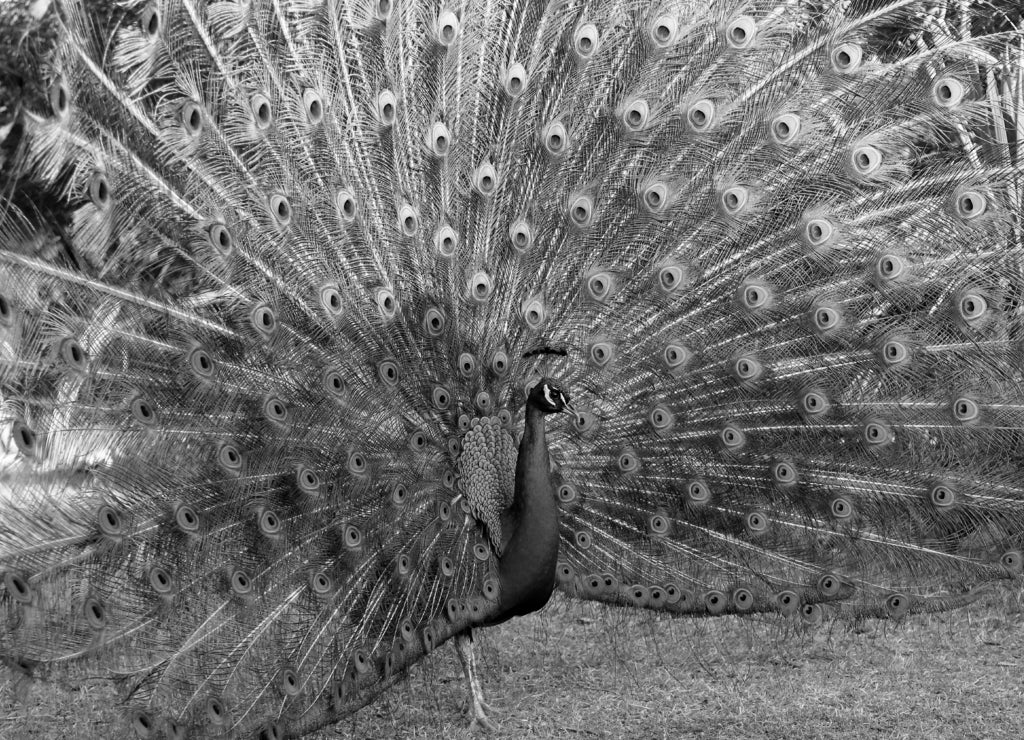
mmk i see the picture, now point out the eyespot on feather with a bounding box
[302,88,324,123]
[731,355,762,383]
[0,294,12,327]
[207,223,233,254]
[811,304,841,334]
[427,121,451,156]
[648,404,674,432]
[649,15,678,47]
[732,587,754,611]
[831,42,863,73]
[49,79,70,118]
[423,306,445,337]
[642,181,669,213]
[521,294,546,330]
[572,23,600,60]
[336,188,358,221]
[88,171,110,209]
[376,89,397,126]
[799,389,830,417]
[884,592,910,618]
[509,219,534,253]
[263,396,288,424]
[541,120,568,157]
[250,304,277,336]
[771,459,797,486]
[775,590,799,616]
[648,512,670,536]
[862,418,893,447]
[928,483,956,509]
[458,352,476,378]
[347,450,368,477]
[830,496,854,520]
[322,368,346,399]
[620,98,650,132]
[951,396,980,424]
[658,264,685,294]
[297,466,321,495]
[258,509,282,536]
[770,113,801,145]
[704,590,727,615]
[320,285,344,317]
[720,185,749,216]
[375,287,398,320]
[744,510,768,535]
[1000,550,1023,575]
[473,161,498,196]
[468,271,494,304]
[802,217,835,250]
[736,279,772,311]
[180,101,203,136]
[662,342,692,374]
[725,16,756,49]
[269,194,291,225]
[435,224,458,257]
[436,10,460,45]
[4,572,33,603]
[616,448,640,473]
[849,144,882,177]
[932,77,965,108]
[490,349,509,375]
[250,93,273,129]
[397,203,419,236]
[684,480,711,506]
[218,443,243,473]
[140,4,161,37]
[719,424,746,451]
[228,569,249,597]
[59,337,87,371]
[686,99,716,132]
[474,391,492,413]
[503,62,528,96]
[801,603,824,625]
[148,566,173,595]
[431,385,451,410]
[174,503,200,533]
[377,360,399,386]
[585,271,615,302]
[957,292,987,323]
[877,336,910,366]
[588,340,614,367]
[568,193,594,228]
[83,597,107,630]
[954,190,987,221]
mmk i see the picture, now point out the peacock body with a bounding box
[0,0,1023,736]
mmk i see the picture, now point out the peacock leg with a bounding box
[454,629,499,732]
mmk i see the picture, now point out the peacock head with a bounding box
[528,378,574,414]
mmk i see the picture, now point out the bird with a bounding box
[0,0,1023,736]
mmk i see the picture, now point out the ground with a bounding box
[2,587,1022,739]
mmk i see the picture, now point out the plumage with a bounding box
[0,0,1022,736]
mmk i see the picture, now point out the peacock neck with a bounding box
[492,403,560,623]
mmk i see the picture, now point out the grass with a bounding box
[2,586,1023,739]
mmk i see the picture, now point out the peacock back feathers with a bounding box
[1,0,1023,736]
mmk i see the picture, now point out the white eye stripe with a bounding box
[543,384,556,406]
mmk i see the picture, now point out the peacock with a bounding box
[1,0,1023,736]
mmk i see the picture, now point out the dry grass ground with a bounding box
[2,586,1022,739]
